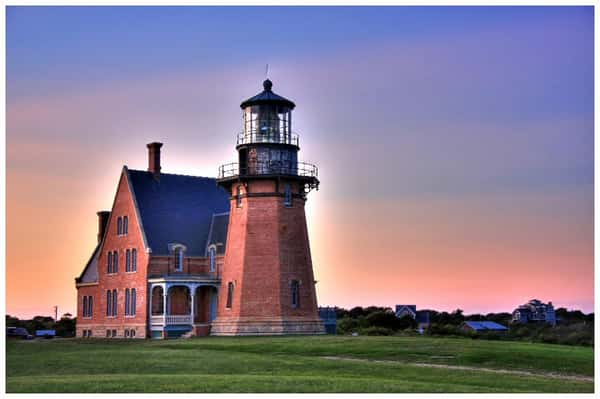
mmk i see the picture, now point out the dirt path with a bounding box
[321,356,594,383]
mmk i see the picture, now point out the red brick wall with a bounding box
[215,179,320,323]
[76,168,149,338]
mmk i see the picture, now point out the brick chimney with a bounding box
[97,211,111,243]
[147,142,163,178]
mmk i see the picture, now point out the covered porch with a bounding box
[148,277,219,339]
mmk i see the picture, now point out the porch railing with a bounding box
[165,315,193,325]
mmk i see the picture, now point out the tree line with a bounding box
[333,306,594,346]
[6,314,76,337]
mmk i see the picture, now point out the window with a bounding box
[106,291,112,316]
[131,329,135,338]
[126,249,131,272]
[291,280,300,308]
[226,282,234,308]
[123,216,128,235]
[284,184,292,207]
[236,186,243,208]
[112,329,116,338]
[131,289,136,316]
[125,289,130,316]
[106,330,111,338]
[117,217,122,235]
[175,247,184,272]
[88,296,93,317]
[83,296,88,317]
[125,329,129,338]
[132,249,137,272]
[107,252,112,274]
[113,251,118,273]
[83,330,87,338]
[112,289,118,316]
[83,296,93,318]
[88,330,92,337]
[209,246,216,272]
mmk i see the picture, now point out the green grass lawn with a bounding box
[6,335,594,393]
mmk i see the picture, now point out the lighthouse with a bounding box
[211,79,325,335]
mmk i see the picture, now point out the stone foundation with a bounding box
[211,317,325,336]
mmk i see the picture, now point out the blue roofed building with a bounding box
[461,321,508,333]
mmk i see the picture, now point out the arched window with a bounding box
[291,280,300,308]
[131,288,136,316]
[123,216,128,235]
[106,290,111,316]
[125,288,130,316]
[236,185,243,208]
[125,329,129,338]
[112,289,118,316]
[226,282,234,308]
[83,296,88,317]
[132,249,137,272]
[117,217,122,235]
[284,184,292,207]
[174,247,184,272]
[113,251,118,273]
[209,246,216,272]
[126,249,131,272]
[131,329,135,338]
[88,296,93,318]
[107,252,112,274]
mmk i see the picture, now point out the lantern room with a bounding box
[238,79,297,146]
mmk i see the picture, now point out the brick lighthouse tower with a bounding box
[211,79,325,335]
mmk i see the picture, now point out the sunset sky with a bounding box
[6,6,594,318]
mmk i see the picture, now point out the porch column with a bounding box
[148,284,153,320]
[190,292,196,324]
[163,284,168,325]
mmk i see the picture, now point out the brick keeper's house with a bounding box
[75,80,325,338]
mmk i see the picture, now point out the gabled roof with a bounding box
[75,244,100,284]
[127,169,230,256]
[463,321,508,331]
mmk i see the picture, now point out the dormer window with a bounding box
[208,246,217,272]
[174,246,185,272]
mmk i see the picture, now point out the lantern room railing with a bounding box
[218,161,318,179]
[237,131,299,147]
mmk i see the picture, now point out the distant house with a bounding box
[395,305,417,319]
[318,307,337,335]
[512,299,556,326]
[461,321,508,333]
[395,305,430,333]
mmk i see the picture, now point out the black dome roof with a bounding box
[240,79,296,109]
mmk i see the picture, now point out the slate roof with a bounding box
[127,169,230,256]
[463,321,508,331]
[240,79,296,109]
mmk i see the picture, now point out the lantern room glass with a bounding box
[243,105,292,143]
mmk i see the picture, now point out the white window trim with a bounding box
[208,245,217,272]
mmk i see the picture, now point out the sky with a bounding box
[6,6,594,318]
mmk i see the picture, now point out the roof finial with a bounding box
[265,63,269,79]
